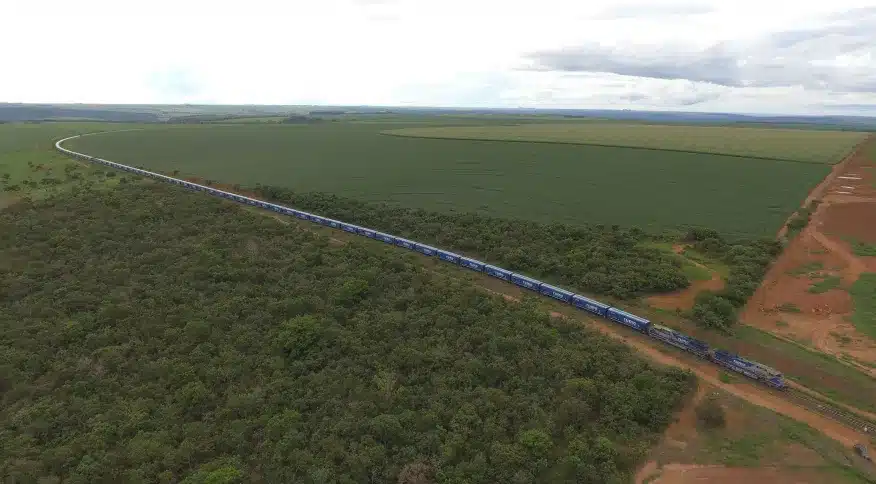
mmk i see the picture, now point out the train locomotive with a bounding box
[56,135,788,391]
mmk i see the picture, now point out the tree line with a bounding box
[252,184,780,331]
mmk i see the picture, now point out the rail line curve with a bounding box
[54,132,876,438]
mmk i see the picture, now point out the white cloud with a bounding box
[2,0,876,115]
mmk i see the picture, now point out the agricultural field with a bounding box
[385,123,868,164]
[65,123,832,238]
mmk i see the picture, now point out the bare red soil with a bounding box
[648,274,723,311]
[742,137,876,372]
[648,247,725,311]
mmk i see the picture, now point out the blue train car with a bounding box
[570,294,610,317]
[459,257,485,272]
[510,273,542,292]
[436,250,460,264]
[341,223,359,234]
[325,219,341,229]
[606,307,650,332]
[310,214,326,225]
[357,227,376,238]
[295,211,310,220]
[484,264,511,281]
[539,283,574,303]
[375,232,395,244]
[395,238,416,251]
[414,243,437,256]
[712,350,784,388]
[648,324,710,357]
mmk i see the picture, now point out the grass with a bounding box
[849,273,876,340]
[384,123,867,164]
[679,248,732,279]
[808,275,843,294]
[777,302,803,313]
[788,261,824,276]
[647,387,876,483]
[645,242,714,282]
[0,123,141,204]
[847,238,876,257]
[681,263,713,282]
[731,324,876,413]
[64,124,831,238]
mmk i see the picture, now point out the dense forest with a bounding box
[251,185,778,330]
[251,186,692,299]
[0,182,695,483]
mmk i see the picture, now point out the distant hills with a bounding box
[2,103,874,130]
[0,103,161,122]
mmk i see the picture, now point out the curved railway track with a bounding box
[54,133,876,440]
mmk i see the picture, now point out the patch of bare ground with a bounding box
[648,246,725,311]
[648,275,724,311]
[635,383,875,484]
[743,136,876,372]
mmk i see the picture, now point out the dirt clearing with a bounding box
[635,382,875,484]
[743,136,876,370]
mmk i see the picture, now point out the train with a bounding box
[55,135,787,390]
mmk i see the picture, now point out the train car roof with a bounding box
[608,307,650,321]
[540,282,574,294]
[571,294,610,308]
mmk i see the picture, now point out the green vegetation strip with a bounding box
[808,276,843,294]
[0,182,695,483]
[848,239,876,257]
[732,325,876,413]
[65,123,831,238]
[849,273,876,340]
[384,123,867,164]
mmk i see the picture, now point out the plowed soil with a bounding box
[742,137,876,372]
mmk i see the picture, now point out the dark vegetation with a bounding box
[685,228,782,332]
[784,200,820,241]
[166,114,249,124]
[252,185,779,332]
[694,394,726,430]
[0,104,159,123]
[281,114,325,124]
[252,185,692,300]
[0,182,695,483]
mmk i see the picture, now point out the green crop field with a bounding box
[63,122,832,238]
[385,123,867,164]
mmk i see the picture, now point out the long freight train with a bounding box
[55,135,787,390]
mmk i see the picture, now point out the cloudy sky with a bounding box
[4,0,876,115]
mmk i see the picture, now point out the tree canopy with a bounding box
[1,182,695,483]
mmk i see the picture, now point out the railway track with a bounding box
[55,133,876,443]
[783,388,876,436]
